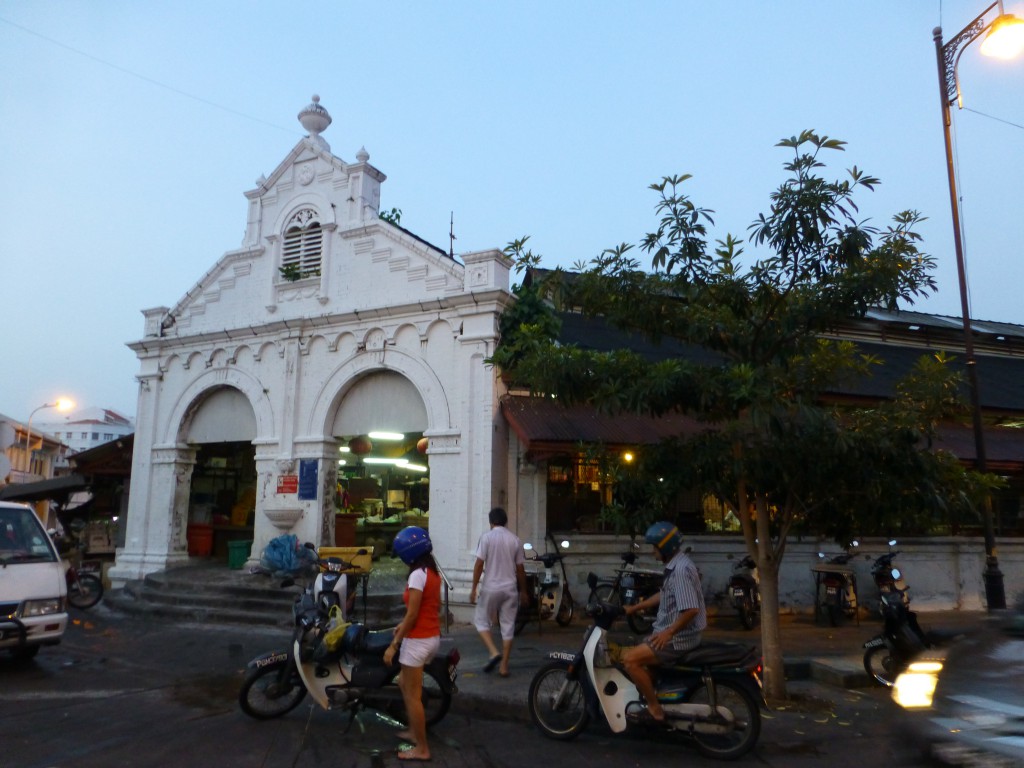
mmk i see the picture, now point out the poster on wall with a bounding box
[298,459,319,500]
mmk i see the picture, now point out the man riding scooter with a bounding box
[622,522,707,726]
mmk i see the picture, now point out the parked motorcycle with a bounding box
[869,540,909,608]
[239,551,461,727]
[515,535,575,635]
[586,542,663,635]
[811,541,859,626]
[863,588,940,686]
[527,581,765,760]
[300,542,364,619]
[727,554,760,630]
[53,528,103,610]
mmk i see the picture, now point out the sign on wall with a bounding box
[277,475,298,494]
[298,459,319,500]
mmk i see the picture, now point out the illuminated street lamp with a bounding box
[23,399,75,476]
[933,1,1024,611]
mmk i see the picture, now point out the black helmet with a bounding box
[645,521,682,559]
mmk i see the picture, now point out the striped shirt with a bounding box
[652,550,706,651]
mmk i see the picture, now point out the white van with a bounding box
[0,501,68,660]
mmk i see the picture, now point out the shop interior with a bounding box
[336,431,429,556]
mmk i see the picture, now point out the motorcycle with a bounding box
[869,540,909,608]
[527,580,765,760]
[239,551,461,728]
[301,542,363,619]
[863,587,942,687]
[52,528,104,610]
[811,541,860,626]
[586,542,663,635]
[727,555,760,630]
[515,535,575,635]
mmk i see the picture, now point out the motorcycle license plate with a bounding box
[825,586,838,596]
[732,587,745,597]
[549,651,576,663]
[864,637,886,649]
[624,590,636,601]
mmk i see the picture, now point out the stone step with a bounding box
[105,565,410,629]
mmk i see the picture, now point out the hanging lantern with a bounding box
[416,437,429,454]
[349,436,372,455]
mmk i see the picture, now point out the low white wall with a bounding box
[552,534,1024,614]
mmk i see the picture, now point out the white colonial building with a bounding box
[108,97,522,591]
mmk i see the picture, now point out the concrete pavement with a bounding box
[105,559,992,723]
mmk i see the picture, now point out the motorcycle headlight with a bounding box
[892,659,943,709]
[21,598,64,617]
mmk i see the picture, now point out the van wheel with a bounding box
[9,645,40,662]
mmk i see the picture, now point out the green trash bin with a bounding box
[227,539,253,569]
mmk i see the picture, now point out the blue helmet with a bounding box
[393,526,433,565]
[645,521,682,559]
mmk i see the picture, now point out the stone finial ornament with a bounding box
[298,94,332,151]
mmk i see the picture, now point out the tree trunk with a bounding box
[757,562,787,700]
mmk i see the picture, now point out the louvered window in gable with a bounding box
[280,208,323,279]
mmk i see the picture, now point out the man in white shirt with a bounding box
[469,507,527,677]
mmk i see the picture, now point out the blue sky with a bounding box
[1,1,1022,421]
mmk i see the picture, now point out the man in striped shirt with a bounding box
[623,521,707,725]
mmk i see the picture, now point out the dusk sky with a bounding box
[2,1,1022,422]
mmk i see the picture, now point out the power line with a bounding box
[962,107,1024,132]
[0,16,299,136]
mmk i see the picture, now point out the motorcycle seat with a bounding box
[674,642,758,668]
[358,628,396,656]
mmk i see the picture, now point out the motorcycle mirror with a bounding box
[523,542,534,551]
[559,540,570,549]
[890,568,901,580]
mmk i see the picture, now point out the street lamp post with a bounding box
[933,1,1024,612]
[23,399,75,479]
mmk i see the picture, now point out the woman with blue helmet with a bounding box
[385,526,442,761]
[622,521,707,726]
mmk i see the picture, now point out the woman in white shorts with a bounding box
[384,526,443,762]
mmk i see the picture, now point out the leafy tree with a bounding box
[490,131,986,699]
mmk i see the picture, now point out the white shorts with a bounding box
[473,586,519,641]
[398,635,440,667]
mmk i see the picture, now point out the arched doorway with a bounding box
[184,387,257,560]
[331,371,430,555]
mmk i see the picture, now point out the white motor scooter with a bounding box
[239,551,460,726]
[527,580,765,760]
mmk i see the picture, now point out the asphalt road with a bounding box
[0,604,937,768]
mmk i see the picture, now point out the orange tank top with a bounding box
[404,567,441,638]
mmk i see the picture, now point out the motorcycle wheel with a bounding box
[555,591,574,627]
[528,660,589,740]
[737,596,756,631]
[682,679,761,760]
[67,573,104,609]
[238,662,307,719]
[372,667,452,727]
[587,584,618,606]
[863,646,898,687]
